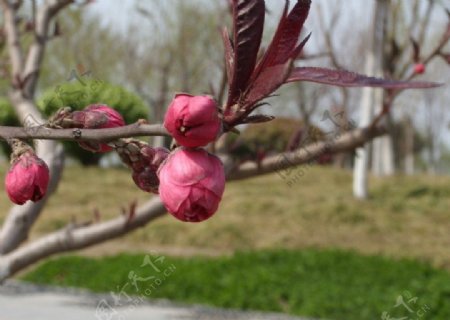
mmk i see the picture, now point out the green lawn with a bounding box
[24,249,450,320]
[0,164,449,265]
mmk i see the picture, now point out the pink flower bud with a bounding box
[414,63,425,75]
[132,147,170,193]
[164,94,221,147]
[5,152,50,205]
[78,104,125,153]
[83,104,125,129]
[158,148,225,222]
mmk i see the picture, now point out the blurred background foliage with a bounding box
[38,81,148,165]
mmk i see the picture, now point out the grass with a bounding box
[0,164,449,267]
[23,249,450,320]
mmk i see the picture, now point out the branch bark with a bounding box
[22,0,75,98]
[0,124,387,281]
[0,0,24,82]
[0,123,169,142]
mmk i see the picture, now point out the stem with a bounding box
[0,123,169,142]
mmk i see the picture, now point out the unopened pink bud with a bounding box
[414,63,425,75]
[78,104,125,153]
[158,148,225,222]
[5,152,50,205]
[164,94,221,148]
[83,104,125,129]
[132,147,169,193]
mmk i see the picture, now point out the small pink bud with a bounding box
[78,104,125,153]
[414,63,425,74]
[5,152,50,205]
[83,104,125,128]
[164,94,221,147]
[132,147,170,193]
[158,148,225,222]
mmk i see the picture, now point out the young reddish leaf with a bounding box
[244,33,311,108]
[246,63,293,106]
[226,0,265,107]
[222,27,234,86]
[286,67,442,89]
[251,0,311,79]
[239,114,275,124]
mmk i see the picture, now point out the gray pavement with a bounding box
[0,281,316,320]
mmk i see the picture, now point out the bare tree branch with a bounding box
[0,124,387,281]
[22,0,74,98]
[229,126,386,180]
[0,0,24,84]
[0,198,166,280]
[0,123,169,142]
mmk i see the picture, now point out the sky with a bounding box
[88,0,370,33]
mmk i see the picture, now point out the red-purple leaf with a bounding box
[252,0,311,78]
[240,114,275,124]
[227,0,265,107]
[244,35,310,107]
[222,27,234,87]
[286,67,442,89]
[245,63,293,106]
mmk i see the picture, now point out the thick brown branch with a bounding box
[229,126,387,181]
[0,198,166,280]
[0,125,387,281]
[0,123,169,142]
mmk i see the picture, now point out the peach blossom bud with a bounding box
[132,147,170,193]
[164,94,221,147]
[78,104,125,153]
[5,152,50,205]
[158,148,225,222]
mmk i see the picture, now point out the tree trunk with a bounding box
[404,115,415,175]
[353,0,388,199]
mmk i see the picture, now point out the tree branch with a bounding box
[0,124,387,281]
[0,197,166,280]
[229,126,387,180]
[0,0,24,83]
[22,0,74,98]
[0,123,169,142]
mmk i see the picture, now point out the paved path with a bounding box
[0,281,315,320]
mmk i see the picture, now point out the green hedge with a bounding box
[38,80,148,165]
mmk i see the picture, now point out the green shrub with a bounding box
[38,80,148,165]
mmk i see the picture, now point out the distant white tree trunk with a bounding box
[404,115,415,175]
[353,0,388,199]
[372,133,395,176]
